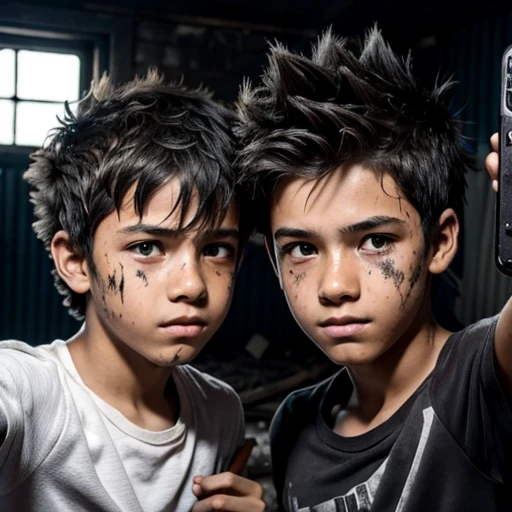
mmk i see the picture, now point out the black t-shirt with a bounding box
[270,316,512,511]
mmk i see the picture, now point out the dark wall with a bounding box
[133,19,313,102]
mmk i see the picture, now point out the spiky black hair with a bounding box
[235,25,473,239]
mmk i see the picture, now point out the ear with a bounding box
[428,208,459,275]
[51,230,91,294]
[264,235,283,289]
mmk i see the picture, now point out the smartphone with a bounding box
[495,44,512,276]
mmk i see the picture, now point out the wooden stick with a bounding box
[228,437,257,475]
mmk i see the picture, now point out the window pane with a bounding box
[0,99,14,144]
[0,49,15,98]
[15,101,75,147]
[17,51,81,102]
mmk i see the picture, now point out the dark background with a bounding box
[2,1,512,508]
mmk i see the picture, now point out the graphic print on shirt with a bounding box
[284,407,435,512]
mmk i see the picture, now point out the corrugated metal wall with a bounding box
[424,15,512,326]
[0,163,81,344]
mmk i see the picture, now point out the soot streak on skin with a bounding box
[227,271,235,293]
[288,269,306,286]
[379,257,423,311]
[99,279,113,319]
[173,347,183,362]
[119,263,125,304]
[379,259,404,289]
[379,258,408,309]
[294,272,306,285]
[107,270,117,293]
[136,269,148,286]
[101,285,116,320]
[400,261,422,309]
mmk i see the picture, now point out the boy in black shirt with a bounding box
[235,27,512,511]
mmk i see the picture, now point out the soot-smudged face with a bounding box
[86,177,239,367]
[270,165,433,367]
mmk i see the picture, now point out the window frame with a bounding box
[0,2,133,164]
[0,34,91,149]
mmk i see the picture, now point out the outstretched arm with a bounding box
[485,132,512,398]
[191,438,265,512]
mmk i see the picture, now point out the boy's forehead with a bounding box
[269,164,417,225]
[271,166,397,207]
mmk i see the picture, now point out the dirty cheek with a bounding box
[119,264,125,303]
[378,259,405,290]
[378,258,407,310]
[227,271,235,293]
[99,251,127,317]
[378,257,423,310]
[136,269,149,286]
[288,269,307,286]
[100,279,118,320]
[105,262,125,304]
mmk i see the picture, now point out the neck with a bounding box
[344,313,450,430]
[67,323,178,431]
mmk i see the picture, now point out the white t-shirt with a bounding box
[0,340,245,511]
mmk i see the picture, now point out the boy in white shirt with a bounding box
[0,70,264,512]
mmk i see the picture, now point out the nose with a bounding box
[167,258,207,304]
[318,252,360,305]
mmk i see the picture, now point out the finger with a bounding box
[485,151,499,182]
[194,473,263,500]
[490,132,499,152]
[228,438,256,475]
[191,493,265,512]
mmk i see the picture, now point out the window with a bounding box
[0,38,85,148]
[0,3,133,157]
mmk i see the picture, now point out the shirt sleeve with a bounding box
[0,342,66,494]
[431,316,512,480]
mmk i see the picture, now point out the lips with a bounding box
[159,317,207,338]
[318,316,369,338]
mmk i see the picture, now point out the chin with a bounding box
[323,344,380,367]
[151,345,199,367]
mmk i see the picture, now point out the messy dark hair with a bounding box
[24,69,244,319]
[235,25,473,242]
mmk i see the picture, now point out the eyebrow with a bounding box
[273,216,406,240]
[339,216,406,234]
[118,224,240,239]
[274,228,313,240]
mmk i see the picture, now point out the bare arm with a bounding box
[485,132,512,397]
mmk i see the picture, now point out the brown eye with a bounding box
[131,242,161,257]
[369,236,387,249]
[360,234,391,252]
[203,244,234,259]
[289,243,317,258]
